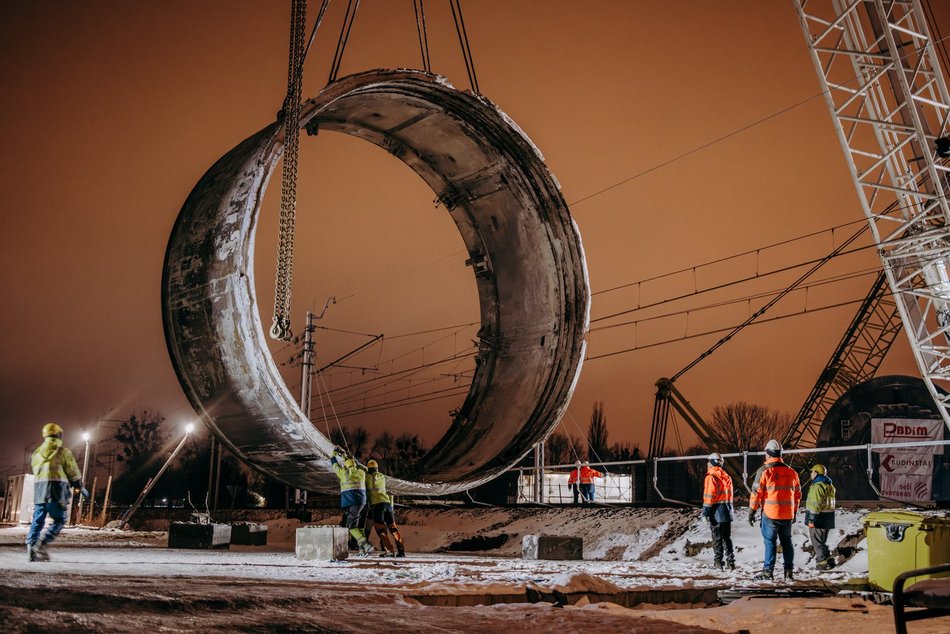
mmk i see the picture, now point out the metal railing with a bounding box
[512,439,950,506]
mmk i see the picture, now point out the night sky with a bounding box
[3,1,948,475]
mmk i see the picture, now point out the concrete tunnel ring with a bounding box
[162,70,590,495]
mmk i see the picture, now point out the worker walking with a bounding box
[365,459,406,557]
[568,460,581,504]
[578,461,603,503]
[701,452,735,570]
[805,464,836,570]
[330,450,373,556]
[749,439,801,581]
[27,423,89,562]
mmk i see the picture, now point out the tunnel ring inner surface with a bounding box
[162,70,589,494]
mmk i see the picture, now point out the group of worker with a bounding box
[26,422,836,574]
[567,460,604,503]
[330,450,406,557]
[23,421,408,562]
[702,438,837,580]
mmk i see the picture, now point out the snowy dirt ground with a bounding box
[0,505,947,633]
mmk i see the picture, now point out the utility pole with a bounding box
[533,442,545,503]
[295,310,316,510]
[300,310,315,418]
[207,435,216,511]
[76,432,90,522]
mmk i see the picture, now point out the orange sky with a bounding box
[2,1,948,473]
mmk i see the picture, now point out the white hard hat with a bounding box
[708,452,722,464]
[765,439,783,455]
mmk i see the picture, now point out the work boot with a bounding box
[784,568,794,581]
[816,557,835,571]
[358,540,374,556]
[713,560,724,571]
[396,549,406,558]
[31,542,50,562]
[726,560,736,571]
[753,568,773,581]
[26,543,36,562]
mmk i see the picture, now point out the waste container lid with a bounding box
[864,510,950,528]
[864,510,924,527]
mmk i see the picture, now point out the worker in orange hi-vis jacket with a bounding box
[701,452,735,570]
[567,460,582,504]
[578,461,603,503]
[749,439,801,582]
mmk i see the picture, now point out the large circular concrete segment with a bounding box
[162,70,589,495]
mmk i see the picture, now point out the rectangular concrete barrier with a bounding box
[230,523,268,546]
[168,522,231,549]
[296,525,349,561]
[522,534,583,560]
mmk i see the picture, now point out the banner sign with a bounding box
[871,418,943,502]
[871,418,944,450]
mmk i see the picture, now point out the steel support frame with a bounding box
[795,0,950,432]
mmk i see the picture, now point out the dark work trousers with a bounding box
[709,517,734,565]
[809,526,830,562]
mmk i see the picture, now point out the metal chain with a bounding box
[271,0,308,341]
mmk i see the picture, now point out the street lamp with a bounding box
[76,431,91,523]
[118,421,196,528]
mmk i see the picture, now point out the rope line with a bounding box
[413,0,432,72]
[449,0,480,93]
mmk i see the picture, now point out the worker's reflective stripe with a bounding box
[764,499,796,505]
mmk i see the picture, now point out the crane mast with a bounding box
[794,0,950,432]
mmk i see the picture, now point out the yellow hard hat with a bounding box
[811,464,826,475]
[42,422,63,438]
[367,459,378,469]
[344,458,356,469]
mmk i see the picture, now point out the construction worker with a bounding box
[805,464,836,570]
[568,460,581,504]
[365,459,406,557]
[701,452,735,570]
[27,422,89,562]
[330,450,373,556]
[749,439,801,581]
[578,460,603,503]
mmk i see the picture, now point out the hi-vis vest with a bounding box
[31,436,81,506]
[750,457,801,520]
[331,455,366,508]
[366,471,392,506]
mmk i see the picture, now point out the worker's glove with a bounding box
[79,486,90,500]
[748,510,756,527]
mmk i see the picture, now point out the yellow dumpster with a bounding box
[863,510,950,591]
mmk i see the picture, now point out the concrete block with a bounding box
[230,523,268,546]
[168,522,231,549]
[522,534,583,560]
[296,525,349,561]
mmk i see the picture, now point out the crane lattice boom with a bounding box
[795,0,950,432]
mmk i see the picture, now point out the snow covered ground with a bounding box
[0,505,946,632]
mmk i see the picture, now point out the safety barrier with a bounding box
[512,439,950,506]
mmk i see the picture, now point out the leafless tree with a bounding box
[330,425,369,460]
[587,401,609,463]
[545,429,583,465]
[708,401,791,453]
[607,441,641,461]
